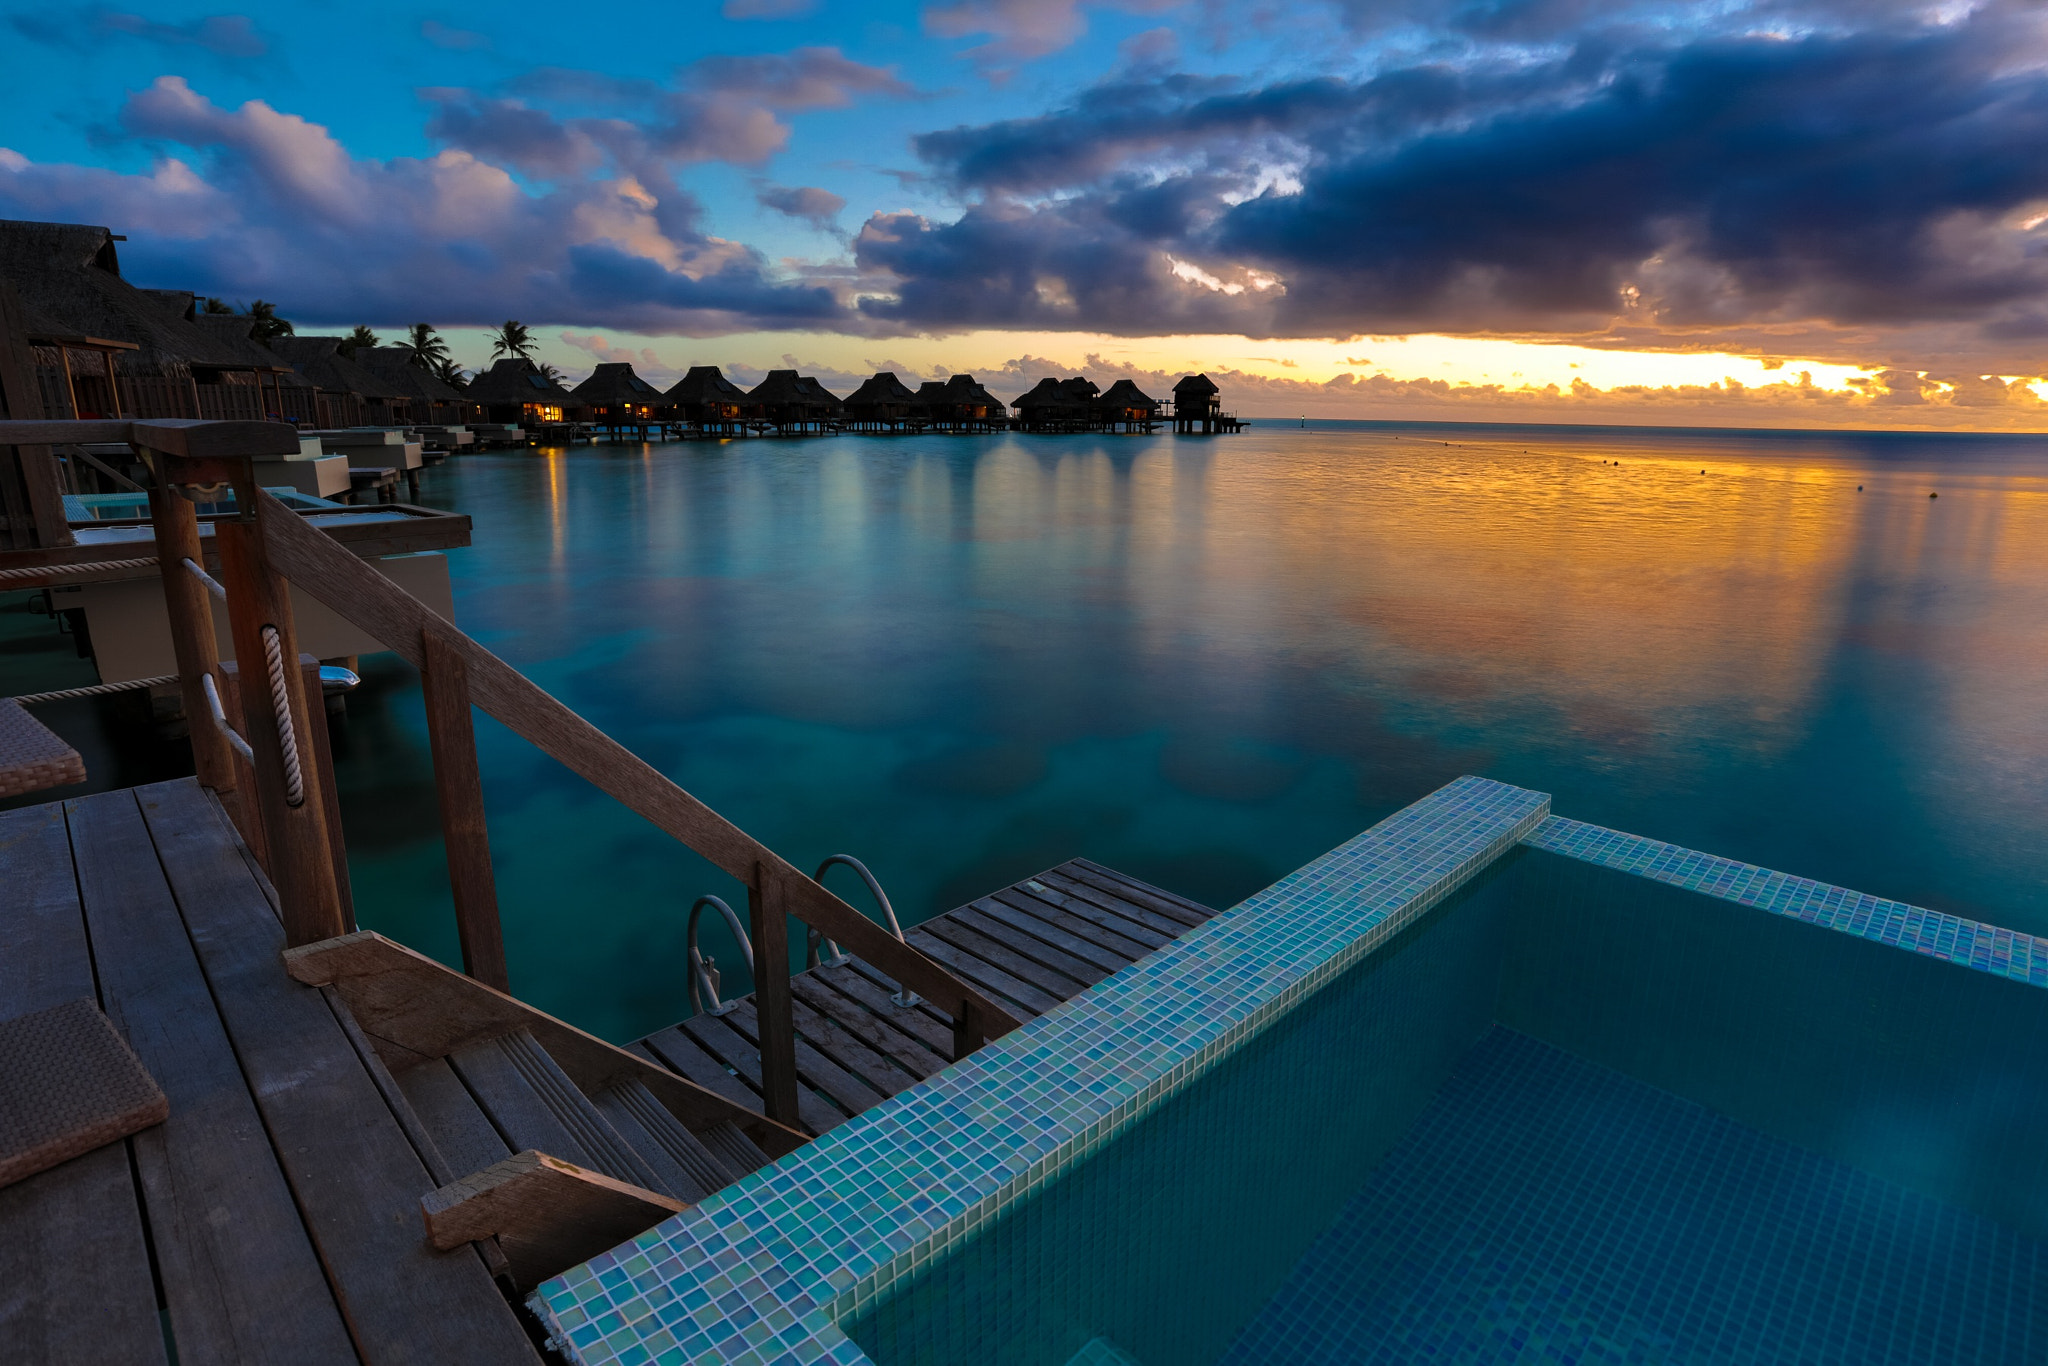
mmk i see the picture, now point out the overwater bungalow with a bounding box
[467,357,581,430]
[1011,376,1095,432]
[906,375,1005,433]
[570,363,664,440]
[353,346,480,428]
[0,219,309,425]
[839,371,921,432]
[744,368,838,434]
[270,336,415,429]
[661,365,748,435]
[1096,378,1162,433]
[1172,372,1229,433]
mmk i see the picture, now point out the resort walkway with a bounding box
[636,859,1219,1136]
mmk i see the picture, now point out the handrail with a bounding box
[686,895,751,1017]
[247,484,1023,1048]
[811,855,918,1007]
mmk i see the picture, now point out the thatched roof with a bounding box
[746,369,833,410]
[0,219,254,373]
[353,347,470,403]
[570,362,662,407]
[909,381,950,407]
[1057,377,1100,402]
[270,336,407,399]
[664,365,746,405]
[1098,378,1158,411]
[467,357,578,407]
[1173,373,1219,396]
[1011,377,1067,409]
[844,372,919,407]
[943,374,1004,409]
[190,313,295,371]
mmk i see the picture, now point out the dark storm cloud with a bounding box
[8,7,268,59]
[864,4,2048,344]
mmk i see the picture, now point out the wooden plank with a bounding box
[819,961,961,1060]
[136,778,543,1366]
[0,418,300,458]
[920,917,1095,1001]
[1027,871,1190,941]
[677,1014,844,1136]
[145,482,237,806]
[0,803,167,1366]
[67,789,358,1365]
[906,928,1061,1016]
[449,1035,604,1173]
[422,1150,683,1292]
[254,492,1024,1046]
[785,991,920,1100]
[789,975,946,1082]
[419,629,505,991]
[746,869,801,1129]
[948,906,1115,986]
[973,894,1141,971]
[1054,861,1212,927]
[395,1058,511,1183]
[1068,858,1219,923]
[282,931,806,1159]
[633,1032,764,1113]
[724,999,886,1117]
[988,887,1164,959]
[214,513,346,948]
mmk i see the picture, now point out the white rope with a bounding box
[260,625,304,806]
[181,557,227,601]
[199,673,255,764]
[0,555,159,584]
[10,673,178,705]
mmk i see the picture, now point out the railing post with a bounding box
[419,627,508,991]
[298,653,354,930]
[747,864,800,1129]
[214,485,347,947]
[145,469,243,828]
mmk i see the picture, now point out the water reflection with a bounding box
[330,424,2048,1041]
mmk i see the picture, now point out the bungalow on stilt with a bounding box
[570,362,664,440]
[662,366,748,436]
[466,357,582,433]
[841,372,920,432]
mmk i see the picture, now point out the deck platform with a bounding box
[0,774,1219,1362]
[637,859,1219,1136]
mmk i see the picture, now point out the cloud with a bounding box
[9,7,268,58]
[756,182,847,230]
[559,330,678,380]
[723,0,818,16]
[423,48,913,179]
[851,3,2048,368]
[0,77,851,336]
[420,20,489,51]
[924,0,1186,74]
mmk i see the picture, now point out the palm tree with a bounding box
[202,297,234,315]
[489,320,534,361]
[339,324,380,358]
[403,323,451,371]
[432,356,469,390]
[537,361,568,385]
[245,300,293,340]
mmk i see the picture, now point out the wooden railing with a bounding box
[0,417,1022,1132]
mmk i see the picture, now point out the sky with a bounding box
[5,0,2048,427]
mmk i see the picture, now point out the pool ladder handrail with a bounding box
[685,854,918,1017]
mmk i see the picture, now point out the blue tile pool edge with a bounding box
[527,775,1553,1366]
[1522,816,2048,990]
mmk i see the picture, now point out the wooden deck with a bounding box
[0,778,542,1366]
[0,774,1220,1362]
[637,859,1219,1136]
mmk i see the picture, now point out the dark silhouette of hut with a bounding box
[147,292,316,424]
[1096,379,1161,433]
[912,374,1006,432]
[353,346,478,426]
[663,366,747,435]
[744,370,837,434]
[841,372,920,431]
[1011,376,1094,432]
[0,219,305,421]
[570,362,664,438]
[270,337,414,428]
[466,357,580,427]
[1172,373,1224,433]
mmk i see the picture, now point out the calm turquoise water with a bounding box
[325,420,2048,1042]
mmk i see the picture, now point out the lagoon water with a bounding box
[328,420,2048,1042]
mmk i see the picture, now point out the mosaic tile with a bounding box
[530,776,1551,1365]
[1523,816,2048,990]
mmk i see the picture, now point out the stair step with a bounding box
[701,1121,770,1178]
[396,1056,512,1180]
[593,1079,740,1204]
[449,1029,667,1196]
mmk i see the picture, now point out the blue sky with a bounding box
[7,1,2048,426]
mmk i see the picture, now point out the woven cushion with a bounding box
[0,697,85,800]
[0,998,168,1189]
